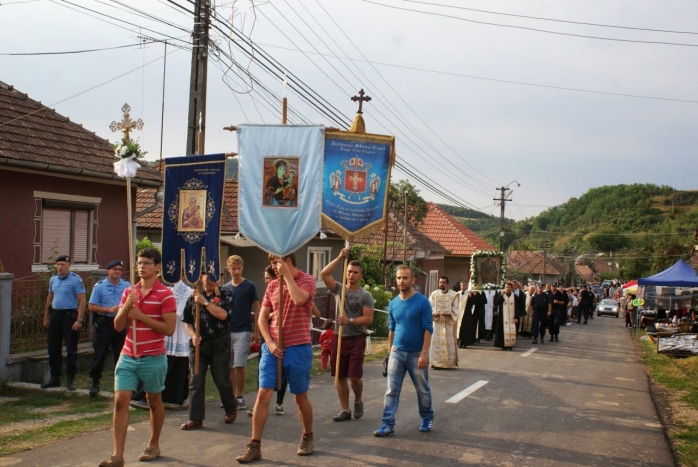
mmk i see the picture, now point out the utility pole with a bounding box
[186,0,211,155]
[403,190,408,264]
[540,240,550,284]
[494,186,513,252]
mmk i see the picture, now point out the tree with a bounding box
[389,179,428,227]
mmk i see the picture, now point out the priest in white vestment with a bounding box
[429,276,459,369]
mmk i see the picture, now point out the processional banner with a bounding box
[161,153,226,284]
[237,124,324,255]
[322,131,395,242]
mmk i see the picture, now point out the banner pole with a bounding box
[334,240,350,388]
[194,301,201,375]
[126,177,137,355]
[277,275,284,391]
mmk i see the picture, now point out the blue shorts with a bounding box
[259,343,312,395]
[114,353,167,394]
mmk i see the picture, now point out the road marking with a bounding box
[521,348,538,357]
[446,380,489,404]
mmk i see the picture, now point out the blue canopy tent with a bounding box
[638,259,698,287]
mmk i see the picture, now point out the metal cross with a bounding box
[109,103,144,143]
[351,89,372,114]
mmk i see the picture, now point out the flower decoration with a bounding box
[211,297,222,305]
[113,138,147,160]
[470,250,507,290]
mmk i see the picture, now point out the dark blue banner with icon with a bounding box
[322,133,394,242]
[161,153,226,284]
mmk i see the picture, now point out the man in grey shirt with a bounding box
[321,248,374,422]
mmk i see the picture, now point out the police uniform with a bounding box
[44,256,85,388]
[88,261,129,394]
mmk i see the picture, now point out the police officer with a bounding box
[530,284,551,345]
[41,255,86,390]
[88,260,129,397]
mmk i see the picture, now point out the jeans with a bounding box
[381,347,433,428]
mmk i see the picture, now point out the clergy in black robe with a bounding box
[493,283,522,350]
[473,291,487,342]
[458,290,477,348]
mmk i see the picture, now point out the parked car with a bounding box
[591,285,603,300]
[597,298,620,318]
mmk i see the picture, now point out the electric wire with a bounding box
[0,41,156,55]
[363,0,698,48]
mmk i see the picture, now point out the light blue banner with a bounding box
[237,125,324,256]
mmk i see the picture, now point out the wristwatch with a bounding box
[203,300,210,307]
[77,318,84,325]
[350,318,354,325]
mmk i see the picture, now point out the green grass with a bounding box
[0,384,148,457]
[640,338,698,467]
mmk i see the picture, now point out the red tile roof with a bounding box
[575,264,599,283]
[507,250,567,276]
[0,81,160,184]
[419,203,494,256]
[359,212,447,260]
[592,259,618,275]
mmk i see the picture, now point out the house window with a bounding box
[307,247,332,286]
[41,208,90,263]
[33,191,100,271]
[427,270,438,296]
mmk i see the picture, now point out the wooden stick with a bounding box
[126,177,137,355]
[333,255,349,388]
[277,276,284,391]
[194,300,201,375]
[282,97,288,124]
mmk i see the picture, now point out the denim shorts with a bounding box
[230,331,252,368]
[114,353,167,394]
[259,343,312,395]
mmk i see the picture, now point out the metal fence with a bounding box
[10,275,93,354]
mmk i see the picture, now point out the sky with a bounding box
[1,0,697,222]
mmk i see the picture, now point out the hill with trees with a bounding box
[449,184,698,279]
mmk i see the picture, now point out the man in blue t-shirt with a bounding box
[41,255,86,390]
[374,265,434,437]
[222,255,260,410]
[88,260,130,397]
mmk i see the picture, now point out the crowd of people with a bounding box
[41,249,621,465]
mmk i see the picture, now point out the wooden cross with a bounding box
[109,103,144,143]
[351,89,371,114]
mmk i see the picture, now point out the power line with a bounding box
[0,41,156,55]
[254,42,698,105]
[403,0,698,36]
[363,0,698,48]
[0,47,181,128]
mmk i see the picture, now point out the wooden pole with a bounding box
[333,254,349,388]
[126,177,137,355]
[276,95,288,391]
[194,299,201,375]
[277,275,284,391]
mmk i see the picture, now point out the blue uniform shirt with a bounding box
[49,272,86,310]
[89,278,130,317]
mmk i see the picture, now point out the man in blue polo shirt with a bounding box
[88,260,130,397]
[41,255,86,390]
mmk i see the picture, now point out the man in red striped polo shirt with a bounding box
[99,248,177,467]
[236,252,316,463]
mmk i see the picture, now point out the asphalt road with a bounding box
[3,316,674,466]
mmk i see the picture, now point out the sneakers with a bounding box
[374,424,395,437]
[138,446,160,462]
[236,441,262,463]
[66,377,76,391]
[297,433,314,456]
[354,401,364,419]
[98,455,124,467]
[333,410,351,422]
[275,404,284,415]
[129,399,149,410]
[420,419,433,432]
[89,381,100,398]
[237,397,247,410]
[40,377,60,389]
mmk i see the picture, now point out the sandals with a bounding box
[180,420,203,430]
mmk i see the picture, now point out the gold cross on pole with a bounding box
[351,89,371,114]
[109,103,144,143]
